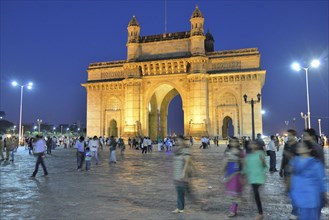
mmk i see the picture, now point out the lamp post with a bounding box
[37,119,42,134]
[318,119,322,136]
[12,81,33,144]
[292,117,296,130]
[292,59,320,129]
[243,93,261,140]
[61,125,63,135]
[300,112,308,129]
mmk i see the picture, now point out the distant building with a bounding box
[82,6,266,139]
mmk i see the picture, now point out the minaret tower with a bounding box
[127,15,140,61]
[190,5,205,55]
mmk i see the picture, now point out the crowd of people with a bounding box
[0,129,327,220]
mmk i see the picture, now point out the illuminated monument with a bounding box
[82,6,266,139]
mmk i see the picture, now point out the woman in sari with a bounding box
[223,137,244,217]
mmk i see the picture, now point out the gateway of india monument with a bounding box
[82,6,266,140]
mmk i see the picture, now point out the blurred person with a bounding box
[172,137,197,213]
[222,137,244,217]
[303,129,325,164]
[128,137,132,149]
[290,140,328,220]
[142,137,148,154]
[46,136,52,154]
[256,133,266,151]
[85,147,92,171]
[189,136,194,146]
[243,141,267,220]
[147,137,152,153]
[51,136,57,150]
[6,135,17,162]
[0,136,4,161]
[109,136,117,163]
[31,135,48,177]
[28,137,34,155]
[268,135,277,172]
[279,129,299,219]
[75,136,85,171]
[88,136,100,165]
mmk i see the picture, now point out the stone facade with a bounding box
[82,6,266,139]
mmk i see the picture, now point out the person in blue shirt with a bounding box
[85,147,92,171]
[290,140,328,220]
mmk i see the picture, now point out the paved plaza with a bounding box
[1,143,328,220]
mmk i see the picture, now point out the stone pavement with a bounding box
[1,144,328,220]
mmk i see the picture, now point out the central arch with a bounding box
[222,116,234,139]
[147,84,184,140]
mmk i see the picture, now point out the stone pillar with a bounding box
[86,86,102,137]
[187,73,209,137]
[124,79,141,137]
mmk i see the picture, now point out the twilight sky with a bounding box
[0,0,328,136]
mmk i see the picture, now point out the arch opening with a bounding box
[147,85,184,140]
[222,116,234,139]
[108,119,118,137]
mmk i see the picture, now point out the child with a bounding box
[85,147,92,171]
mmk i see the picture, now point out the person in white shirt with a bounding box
[268,135,277,172]
[88,136,100,165]
[31,135,48,177]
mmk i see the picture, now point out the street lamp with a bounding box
[12,81,33,144]
[300,112,308,129]
[33,126,37,132]
[243,93,261,140]
[13,125,16,134]
[318,119,322,136]
[292,59,320,128]
[37,119,42,134]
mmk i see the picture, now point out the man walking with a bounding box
[31,135,48,177]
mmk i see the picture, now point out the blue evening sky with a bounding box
[0,0,328,136]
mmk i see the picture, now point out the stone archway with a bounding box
[108,119,118,137]
[146,84,184,140]
[222,116,234,139]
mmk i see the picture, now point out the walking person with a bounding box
[268,135,277,172]
[0,136,4,161]
[142,137,148,154]
[31,135,48,177]
[109,136,117,163]
[51,136,57,150]
[46,136,52,154]
[172,137,197,213]
[75,136,85,171]
[6,135,17,162]
[290,140,328,220]
[88,136,100,165]
[279,129,299,219]
[222,137,244,217]
[243,141,267,220]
